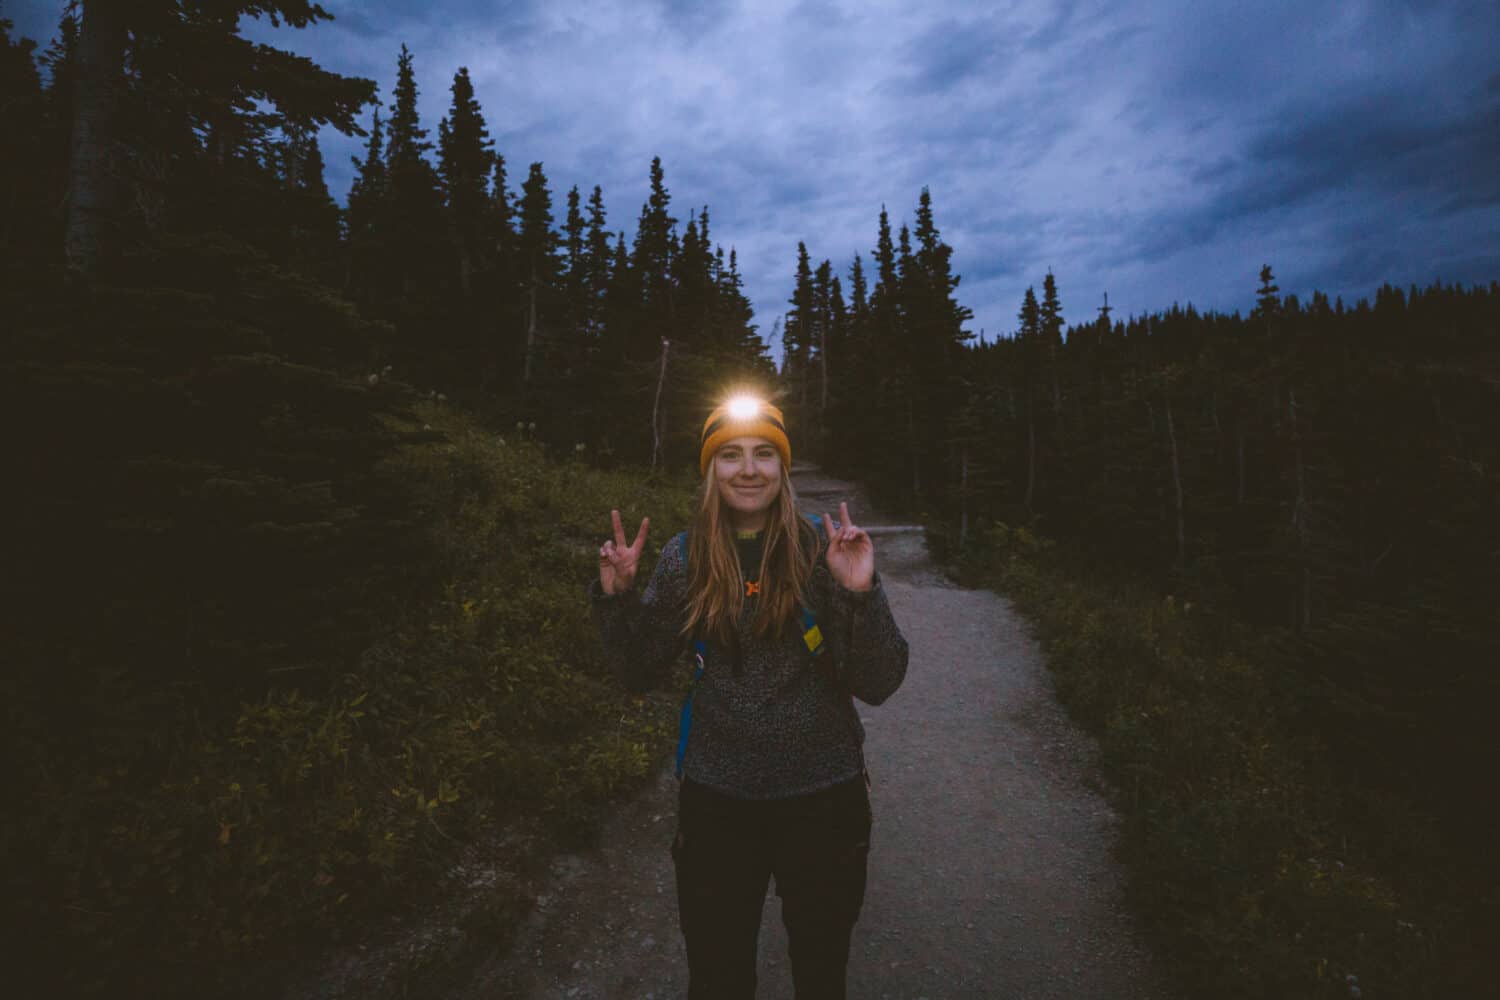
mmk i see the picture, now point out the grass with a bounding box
[15,400,700,998]
[945,521,1484,999]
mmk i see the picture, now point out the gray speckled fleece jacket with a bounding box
[590,528,909,800]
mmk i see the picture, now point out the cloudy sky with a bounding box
[10,0,1500,345]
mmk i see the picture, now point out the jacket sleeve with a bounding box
[827,571,909,706]
[589,533,689,694]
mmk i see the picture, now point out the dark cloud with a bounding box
[7,0,1499,338]
[886,17,1011,96]
[657,0,736,37]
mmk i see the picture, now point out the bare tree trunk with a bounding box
[64,0,126,277]
[651,338,670,470]
[959,445,969,550]
[798,337,809,413]
[908,395,919,494]
[1210,390,1223,473]
[1289,387,1310,630]
[523,261,538,385]
[1050,339,1062,431]
[819,318,829,421]
[1236,417,1246,506]
[1024,398,1036,511]
[1166,398,1185,572]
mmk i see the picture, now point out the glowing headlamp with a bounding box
[725,395,762,421]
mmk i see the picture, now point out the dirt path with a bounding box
[452,464,1168,998]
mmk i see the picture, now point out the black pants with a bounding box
[671,774,872,1000]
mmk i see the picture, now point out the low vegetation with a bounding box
[947,522,1489,1000]
[8,403,695,997]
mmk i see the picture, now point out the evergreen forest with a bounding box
[3,3,1496,997]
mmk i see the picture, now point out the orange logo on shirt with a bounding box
[745,581,761,597]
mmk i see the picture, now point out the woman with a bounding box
[591,395,909,999]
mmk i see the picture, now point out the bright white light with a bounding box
[725,396,761,420]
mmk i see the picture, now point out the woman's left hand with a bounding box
[823,501,875,592]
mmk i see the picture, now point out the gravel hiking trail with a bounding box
[453,463,1168,999]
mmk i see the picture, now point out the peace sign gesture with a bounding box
[599,509,650,595]
[822,501,875,592]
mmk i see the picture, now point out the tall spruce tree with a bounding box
[0,18,48,257]
[785,241,816,418]
[1040,269,1065,424]
[632,156,676,357]
[383,44,444,300]
[516,161,561,395]
[345,104,386,300]
[1018,285,1042,508]
[437,66,494,298]
[279,124,341,282]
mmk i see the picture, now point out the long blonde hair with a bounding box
[683,461,820,647]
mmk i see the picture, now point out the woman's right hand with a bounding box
[599,509,650,595]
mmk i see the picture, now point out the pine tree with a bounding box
[1018,285,1042,508]
[79,2,374,272]
[39,5,79,216]
[583,184,611,336]
[1254,263,1281,319]
[561,184,590,351]
[1040,269,1065,422]
[901,189,973,495]
[61,0,126,274]
[279,125,340,282]
[718,247,765,373]
[480,152,518,388]
[437,66,493,297]
[855,207,903,478]
[813,258,835,421]
[516,161,561,395]
[0,18,48,257]
[785,241,816,416]
[345,104,386,299]
[848,253,868,318]
[675,209,712,352]
[633,156,676,322]
[384,44,444,299]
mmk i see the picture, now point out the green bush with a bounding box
[8,400,696,997]
[952,522,1477,999]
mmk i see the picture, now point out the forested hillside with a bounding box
[1,4,738,994]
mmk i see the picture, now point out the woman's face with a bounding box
[713,435,783,531]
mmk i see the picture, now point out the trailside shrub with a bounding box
[951,521,1480,1000]
[7,395,696,997]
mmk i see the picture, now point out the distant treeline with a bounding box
[779,193,1499,987]
[790,216,1500,807]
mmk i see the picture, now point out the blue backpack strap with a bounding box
[675,529,700,780]
[676,639,707,780]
